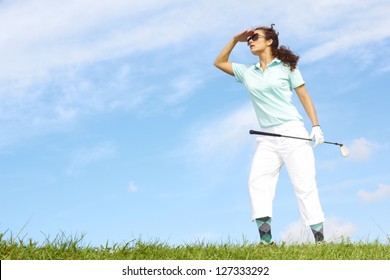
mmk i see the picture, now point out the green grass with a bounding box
[1,232,389,260]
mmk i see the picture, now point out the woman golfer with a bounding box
[214,24,325,244]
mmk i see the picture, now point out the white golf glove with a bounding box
[310,126,324,147]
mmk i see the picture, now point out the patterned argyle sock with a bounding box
[310,222,324,243]
[255,216,272,244]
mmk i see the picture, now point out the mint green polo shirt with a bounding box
[233,59,305,128]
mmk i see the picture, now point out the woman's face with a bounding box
[248,30,271,54]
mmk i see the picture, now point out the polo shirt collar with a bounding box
[255,58,281,69]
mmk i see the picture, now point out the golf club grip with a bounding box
[249,130,282,137]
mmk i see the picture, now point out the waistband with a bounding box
[262,121,305,134]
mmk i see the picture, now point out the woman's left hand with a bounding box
[310,126,324,147]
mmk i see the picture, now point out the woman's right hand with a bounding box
[214,29,255,76]
[233,30,255,43]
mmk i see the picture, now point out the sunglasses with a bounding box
[247,33,265,45]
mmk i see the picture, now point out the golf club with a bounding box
[249,130,350,157]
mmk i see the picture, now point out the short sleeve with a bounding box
[289,67,305,89]
[232,63,250,83]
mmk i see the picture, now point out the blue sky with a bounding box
[1,0,389,246]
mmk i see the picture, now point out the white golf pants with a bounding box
[248,121,325,225]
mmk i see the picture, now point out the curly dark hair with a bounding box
[255,24,299,70]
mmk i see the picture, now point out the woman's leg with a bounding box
[281,125,325,242]
[249,137,283,243]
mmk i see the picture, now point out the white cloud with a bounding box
[164,75,203,105]
[0,66,147,149]
[325,217,359,242]
[1,0,389,150]
[0,0,179,77]
[321,179,358,192]
[274,0,390,63]
[66,142,117,175]
[1,0,388,78]
[357,184,390,203]
[377,63,390,74]
[128,182,139,193]
[280,216,358,244]
[178,103,258,160]
[347,138,379,161]
[0,0,252,149]
[0,0,254,79]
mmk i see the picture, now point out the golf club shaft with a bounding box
[249,130,343,147]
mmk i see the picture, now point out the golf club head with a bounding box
[340,145,350,157]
